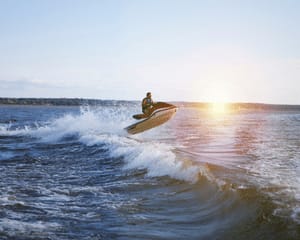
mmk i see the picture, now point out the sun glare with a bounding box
[210,102,228,114]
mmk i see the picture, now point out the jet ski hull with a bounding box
[125,103,177,135]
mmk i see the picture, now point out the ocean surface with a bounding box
[0,102,299,240]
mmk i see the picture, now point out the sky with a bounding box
[0,0,299,104]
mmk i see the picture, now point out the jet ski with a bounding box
[125,102,177,135]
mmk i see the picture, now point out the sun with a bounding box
[210,102,228,114]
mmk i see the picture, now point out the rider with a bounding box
[142,92,154,116]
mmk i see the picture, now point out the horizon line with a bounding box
[0,97,300,107]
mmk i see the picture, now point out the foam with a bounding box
[80,131,203,183]
[291,207,300,223]
[0,123,11,135]
[0,218,60,234]
[0,106,209,183]
[0,106,132,141]
[240,116,300,224]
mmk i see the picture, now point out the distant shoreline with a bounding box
[0,98,134,106]
[0,98,300,111]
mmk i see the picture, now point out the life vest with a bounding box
[142,97,153,110]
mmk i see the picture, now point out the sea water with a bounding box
[0,103,299,239]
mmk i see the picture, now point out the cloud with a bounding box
[1,79,60,90]
[0,79,65,98]
[0,78,110,99]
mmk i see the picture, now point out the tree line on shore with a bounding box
[0,98,127,106]
[0,97,300,110]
